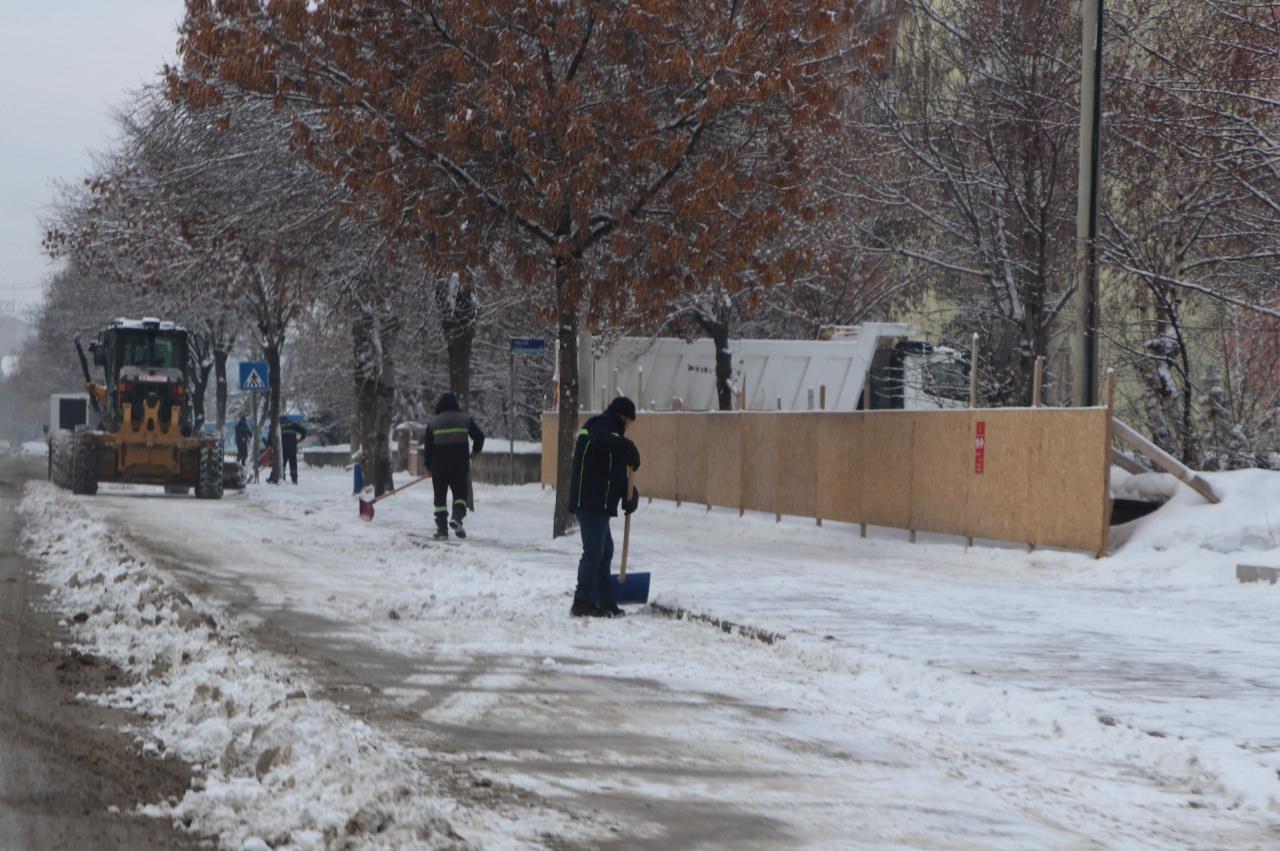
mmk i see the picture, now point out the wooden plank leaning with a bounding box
[1110,417,1220,504]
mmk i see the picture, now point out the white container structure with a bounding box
[556,323,969,413]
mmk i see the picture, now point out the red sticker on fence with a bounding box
[975,420,986,474]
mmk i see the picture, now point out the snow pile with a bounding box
[19,482,465,851]
[1116,468,1280,556]
[21,440,47,456]
[1112,470,1179,502]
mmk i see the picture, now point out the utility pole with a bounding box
[1072,0,1104,407]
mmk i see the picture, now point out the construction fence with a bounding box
[542,409,1113,555]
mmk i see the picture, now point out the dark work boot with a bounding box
[570,599,599,618]
[434,514,449,540]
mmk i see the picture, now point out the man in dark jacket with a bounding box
[266,415,308,484]
[234,415,251,466]
[568,396,641,618]
[422,392,485,539]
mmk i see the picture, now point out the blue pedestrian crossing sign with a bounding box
[239,361,270,392]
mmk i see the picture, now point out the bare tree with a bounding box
[847,0,1082,406]
[1100,0,1280,463]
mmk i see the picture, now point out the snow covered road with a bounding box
[20,466,1280,848]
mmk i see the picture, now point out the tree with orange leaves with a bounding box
[171,0,873,535]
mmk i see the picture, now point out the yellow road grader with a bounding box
[48,317,227,498]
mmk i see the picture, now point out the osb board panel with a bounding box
[704,413,744,509]
[775,414,820,518]
[740,414,782,514]
[635,415,679,502]
[539,413,589,486]
[858,412,915,529]
[967,411,1037,544]
[676,414,709,505]
[815,414,863,524]
[1028,409,1109,552]
[541,414,558,485]
[549,408,1109,553]
[908,411,975,538]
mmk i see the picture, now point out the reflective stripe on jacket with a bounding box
[422,409,485,471]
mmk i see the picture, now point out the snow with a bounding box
[19,466,1280,848]
[21,440,47,456]
[483,437,541,455]
[1111,469,1181,502]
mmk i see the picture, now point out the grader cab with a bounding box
[48,317,225,498]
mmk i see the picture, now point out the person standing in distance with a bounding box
[568,396,641,618]
[422,392,485,539]
[234,415,251,466]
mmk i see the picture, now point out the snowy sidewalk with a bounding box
[21,467,1280,849]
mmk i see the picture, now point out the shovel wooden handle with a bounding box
[372,471,431,504]
[619,467,635,581]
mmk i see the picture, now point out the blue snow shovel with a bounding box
[611,467,650,605]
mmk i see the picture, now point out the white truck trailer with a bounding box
[560,322,969,413]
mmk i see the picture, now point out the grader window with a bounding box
[152,336,180,368]
[122,335,151,367]
[117,331,185,370]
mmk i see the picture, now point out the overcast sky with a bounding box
[0,1,183,315]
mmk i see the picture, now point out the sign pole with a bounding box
[507,337,546,485]
[509,348,515,485]
[239,360,270,484]
[251,391,260,484]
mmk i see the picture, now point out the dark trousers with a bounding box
[574,510,615,607]
[235,440,248,466]
[281,445,298,483]
[432,467,468,529]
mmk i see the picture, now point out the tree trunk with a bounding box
[436,274,477,410]
[213,347,229,430]
[187,332,212,430]
[552,272,580,538]
[192,361,213,429]
[373,313,399,494]
[265,338,284,484]
[446,332,473,410]
[352,309,398,496]
[697,317,733,411]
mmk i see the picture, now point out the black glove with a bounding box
[622,486,640,515]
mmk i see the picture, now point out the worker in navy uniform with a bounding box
[567,396,641,618]
[267,415,308,484]
[422,392,485,539]
[234,415,251,466]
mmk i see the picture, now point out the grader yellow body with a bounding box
[48,318,226,498]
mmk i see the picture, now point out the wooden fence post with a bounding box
[969,332,979,408]
[1032,356,1045,408]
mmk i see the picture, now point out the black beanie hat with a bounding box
[435,392,460,414]
[607,396,637,420]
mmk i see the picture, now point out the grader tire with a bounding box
[195,444,224,500]
[48,430,72,488]
[71,427,98,496]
